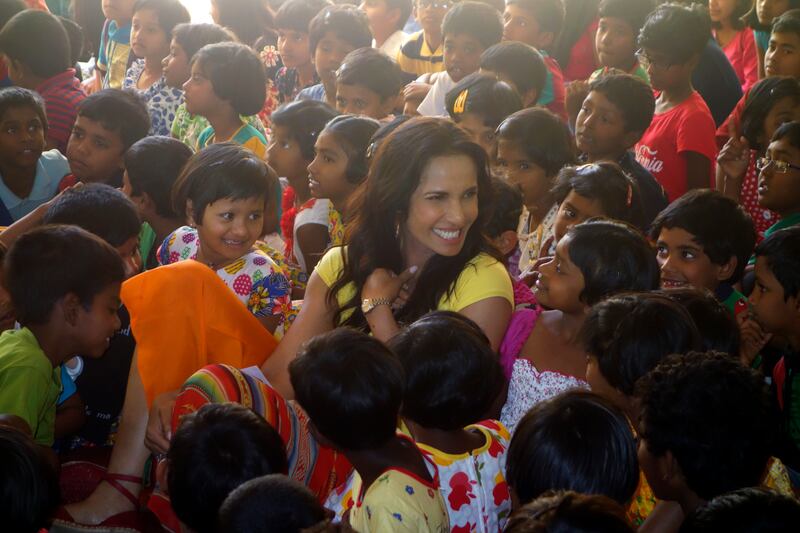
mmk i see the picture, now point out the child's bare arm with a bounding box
[683,151,712,192]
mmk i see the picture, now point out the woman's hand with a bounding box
[362,266,418,302]
[144,389,179,455]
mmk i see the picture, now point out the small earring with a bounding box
[395,222,400,239]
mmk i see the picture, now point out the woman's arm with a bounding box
[457,296,513,352]
[261,270,336,399]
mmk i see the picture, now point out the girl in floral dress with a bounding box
[157,143,292,337]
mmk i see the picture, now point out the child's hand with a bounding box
[717,134,750,184]
[145,390,179,454]
[738,315,772,368]
[403,82,432,102]
[81,72,100,95]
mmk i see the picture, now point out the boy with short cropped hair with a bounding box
[361,0,411,58]
[297,4,373,107]
[634,4,717,202]
[0,87,70,224]
[61,89,150,189]
[502,0,566,120]
[0,225,124,447]
[396,0,449,76]
[273,0,330,103]
[335,47,404,119]
[575,74,667,226]
[415,1,503,117]
[649,189,756,318]
[746,226,800,480]
[0,9,86,153]
[479,41,547,107]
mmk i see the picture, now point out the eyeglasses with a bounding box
[756,157,800,173]
[417,0,452,9]
[635,49,674,70]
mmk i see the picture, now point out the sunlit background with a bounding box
[180,0,213,24]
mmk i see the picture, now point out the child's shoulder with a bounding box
[157,226,198,265]
[39,149,71,185]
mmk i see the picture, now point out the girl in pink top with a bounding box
[710,0,759,92]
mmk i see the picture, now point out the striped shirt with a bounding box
[36,69,86,154]
[396,30,443,77]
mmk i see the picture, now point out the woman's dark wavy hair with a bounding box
[329,117,500,328]
[741,76,800,152]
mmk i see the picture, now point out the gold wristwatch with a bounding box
[362,297,392,315]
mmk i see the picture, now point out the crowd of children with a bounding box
[1,0,800,531]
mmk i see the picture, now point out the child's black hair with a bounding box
[172,142,276,223]
[133,0,190,36]
[505,491,635,533]
[552,162,644,229]
[506,390,639,506]
[289,328,404,450]
[77,89,151,151]
[275,0,332,33]
[0,9,70,79]
[660,287,741,359]
[211,0,274,47]
[389,311,504,430]
[124,136,194,219]
[365,114,411,163]
[191,42,267,116]
[496,107,576,177]
[598,0,657,37]
[43,183,141,247]
[445,72,523,129]
[171,22,236,60]
[337,47,405,101]
[442,1,504,50]
[308,4,372,54]
[4,225,125,325]
[564,219,660,306]
[0,426,60,533]
[740,77,800,151]
[582,292,702,396]
[58,15,84,67]
[680,487,800,532]
[0,86,47,130]
[588,73,655,137]
[755,226,800,301]
[270,99,338,161]
[479,41,547,103]
[771,8,800,40]
[638,3,710,63]
[771,119,800,149]
[217,474,327,533]
[649,190,756,284]
[320,114,381,184]
[636,352,775,501]
[505,0,566,44]
[167,403,288,533]
[485,176,524,238]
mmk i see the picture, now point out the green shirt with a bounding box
[0,328,62,445]
[749,213,800,265]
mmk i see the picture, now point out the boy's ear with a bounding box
[185,199,196,226]
[715,255,738,283]
[61,292,83,327]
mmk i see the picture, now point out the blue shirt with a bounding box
[0,149,70,222]
[692,38,743,127]
[296,83,327,103]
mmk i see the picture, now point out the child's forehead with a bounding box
[771,30,800,47]
[444,32,484,47]
[598,15,633,31]
[767,137,800,159]
[586,90,624,114]
[318,30,355,48]
[74,115,123,141]
[0,105,43,122]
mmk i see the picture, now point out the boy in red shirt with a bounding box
[502,0,566,121]
[634,4,717,202]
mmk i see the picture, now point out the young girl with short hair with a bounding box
[499,220,659,432]
[183,42,268,157]
[158,143,292,336]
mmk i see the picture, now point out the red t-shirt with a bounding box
[718,28,759,93]
[543,55,567,122]
[635,91,717,202]
[562,19,599,82]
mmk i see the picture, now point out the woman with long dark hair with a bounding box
[264,117,514,397]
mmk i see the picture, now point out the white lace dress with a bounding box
[498,308,589,433]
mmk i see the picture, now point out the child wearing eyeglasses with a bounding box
[756,121,800,237]
[633,4,717,202]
